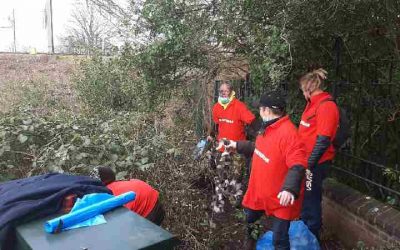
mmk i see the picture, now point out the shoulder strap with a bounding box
[306,97,335,121]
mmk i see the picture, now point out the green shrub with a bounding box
[0,109,169,180]
[74,52,149,112]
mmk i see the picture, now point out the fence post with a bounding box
[333,36,343,99]
[214,80,220,103]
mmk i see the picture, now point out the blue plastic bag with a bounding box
[256,221,320,250]
[193,139,207,160]
[44,191,135,233]
[65,193,114,231]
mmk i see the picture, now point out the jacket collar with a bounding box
[218,91,236,110]
[260,115,289,136]
[268,115,289,129]
[309,92,331,105]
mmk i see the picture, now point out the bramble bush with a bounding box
[0,109,169,181]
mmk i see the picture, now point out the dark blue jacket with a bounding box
[0,173,111,249]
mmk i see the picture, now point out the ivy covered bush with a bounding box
[0,109,168,180]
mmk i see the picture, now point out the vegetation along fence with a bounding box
[212,37,400,208]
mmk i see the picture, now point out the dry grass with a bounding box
[0,54,82,114]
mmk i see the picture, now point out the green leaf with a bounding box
[83,137,91,146]
[174,149,182,158]
[110,154,119,162]
[116,171,128,180]
[140,149,149,157]
[75,152,88,160]
[18,134,28,144]
[141,157,149,164]
[22,119,32,125]
[139,163,154,171]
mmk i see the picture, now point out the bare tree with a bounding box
[60,0,117,54]
[88,0,157,48]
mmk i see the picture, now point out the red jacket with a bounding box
[212,98,255,141]
[107,179,159,217]
[298,92,339,164]
[242,116,307,220]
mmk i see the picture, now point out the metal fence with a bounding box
[214,37,400,206]
[328,38,400,205]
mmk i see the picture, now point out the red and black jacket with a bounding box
[238,116,307,220]
[298,92,339,167]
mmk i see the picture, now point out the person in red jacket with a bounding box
[209,81,256,184]
[226,91,307,250]
[94,166,165,226]
[209,81,256,143]
[298,68,339,241]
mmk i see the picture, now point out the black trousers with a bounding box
[145,199,165,226]
[301,161,330,241]
[245,208,291,250]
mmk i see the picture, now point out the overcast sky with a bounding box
[0,0,75,53]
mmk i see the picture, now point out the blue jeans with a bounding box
[301,161,330,241]
[245,209,290,250]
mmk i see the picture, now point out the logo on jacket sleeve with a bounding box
[254,148,270,164]
[305,169,313,191]
[300,120,310,127]
[219,118,234,124]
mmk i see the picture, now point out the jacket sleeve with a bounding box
[237,141,256,158]
[308,135,331,169]
[240,103,256,125]
[245,119,262,139]
[281,165,305,199]
[212,104,219,124]
[282,133,307,198]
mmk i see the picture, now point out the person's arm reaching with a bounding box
[224,140,255,158]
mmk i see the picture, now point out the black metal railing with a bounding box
[328,37,400,206]
[212,36,400,206]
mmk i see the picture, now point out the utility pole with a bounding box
[12,9,16,53]
[0,9,16,52]
[46,0,54,54]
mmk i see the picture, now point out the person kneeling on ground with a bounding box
[225,91,307,250]
[94,166,165,226]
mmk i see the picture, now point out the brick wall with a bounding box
[322,178,400,249]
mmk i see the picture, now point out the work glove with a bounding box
[216,139,237,150]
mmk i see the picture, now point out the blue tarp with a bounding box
[44,191,135,233]
[256,220,320,250]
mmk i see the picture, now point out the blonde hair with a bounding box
[299,68,328,93]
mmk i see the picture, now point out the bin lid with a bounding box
[15,207,178,250]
